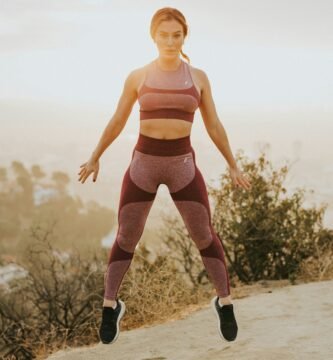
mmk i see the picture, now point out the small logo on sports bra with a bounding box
[185,80,188,85]
[184,157,188,163]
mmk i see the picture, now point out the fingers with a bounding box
[243,175,252,189]
[79,172,91,184]
[78,166,86,177]
[239,177,251,189]
[78,163,87,176]
[92,168,99,182]
[78,170,88,183]
[78,166,99,184]
[234,174,252,190]
[78,166,91,183]
[239,179,251,190]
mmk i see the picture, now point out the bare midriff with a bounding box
[139,118,192,139]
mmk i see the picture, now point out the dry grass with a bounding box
[2,236,333,360]
[297,242,333,282]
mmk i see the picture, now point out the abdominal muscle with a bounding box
[139,118,192,139]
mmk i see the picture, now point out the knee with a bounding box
[199,231,227,261]
[116,224,143,253]
[190,225,214,250]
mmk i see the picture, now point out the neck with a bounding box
[156,56,182,71]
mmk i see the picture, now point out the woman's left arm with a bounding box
[197,69,251,190]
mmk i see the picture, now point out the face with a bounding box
[154,19,185,59]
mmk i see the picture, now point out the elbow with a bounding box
[109,114,126,130]
[112,110,130,130]
[104,118,123,139]
[206,120,219,137]
[207,119,225,140]
[207,126,217,141]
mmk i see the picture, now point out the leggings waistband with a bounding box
[134,133,192,156]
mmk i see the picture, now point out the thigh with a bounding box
[115,152,158,252]
[169,148,211,220]
[129,149,165,193]
[169,150,214,250]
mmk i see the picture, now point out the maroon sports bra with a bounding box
[137,59,201,123]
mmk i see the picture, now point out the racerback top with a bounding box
[138,59,201,123]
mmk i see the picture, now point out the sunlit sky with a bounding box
[1,0,333,227]
[1,0,332,112]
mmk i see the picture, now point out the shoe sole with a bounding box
[210,296,225,341]
[101,299,126,345]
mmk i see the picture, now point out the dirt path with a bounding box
[47,279,333,360]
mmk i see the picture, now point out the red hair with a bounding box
[150,7,190,64]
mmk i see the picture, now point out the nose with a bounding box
[166,36,173,46]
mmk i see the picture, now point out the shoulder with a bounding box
[188,64,209,82]
[187,63,211,91]
[124,62,152,89]
[129,61,153,79]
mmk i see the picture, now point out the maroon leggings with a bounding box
[104,133,231,300]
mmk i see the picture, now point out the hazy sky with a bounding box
[1,0,332,112]
[1,1,333,227]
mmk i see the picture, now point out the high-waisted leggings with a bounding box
[104,133,231,300]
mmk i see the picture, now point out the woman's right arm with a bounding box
[78,69,140,184]
[90,69,140,162]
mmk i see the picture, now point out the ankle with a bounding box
[103,298,117,309]
[218,296,232,307]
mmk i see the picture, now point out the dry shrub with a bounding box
[297,228,333,281]
[0,222,210,359]
[118,245,210,330]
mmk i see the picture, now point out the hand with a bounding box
[228,166,252,190]
[78,157,99,184]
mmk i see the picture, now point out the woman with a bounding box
[78,7,251,345]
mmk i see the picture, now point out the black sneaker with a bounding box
[99,299,126,344]
[211,296,238,341]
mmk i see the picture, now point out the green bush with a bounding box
[208,150,333,284]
